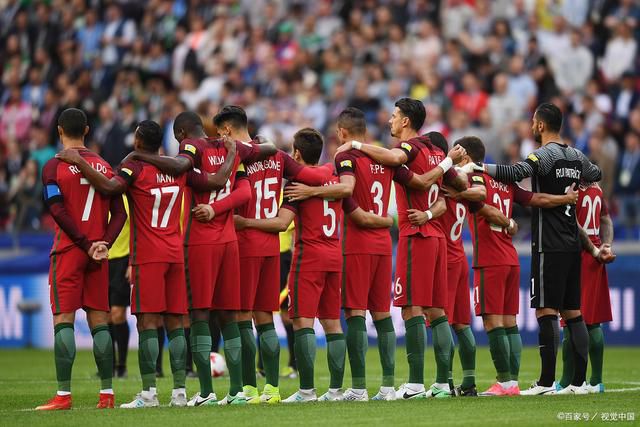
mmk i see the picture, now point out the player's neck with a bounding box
[399,129,419,141]
[343,134,366,145]
[187,130,207,139]
[230,130,252,143]
[541,134,562,146]
[62,138,85,149]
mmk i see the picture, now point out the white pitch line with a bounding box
[606,387,640,393]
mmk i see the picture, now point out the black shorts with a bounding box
[279,250,292,310]
[109,256,130,307]
[530,251,581,310]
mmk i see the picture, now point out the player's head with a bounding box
[173,111,204,142]
[213,105,248,137]
[390,98,425,138]
[532,102,563,143]
[336,107,367,144]
[454,136,485,164]
[135,120,164,153]
[426,131,448,154]
[292,128,323,166]
[57,108,89,142]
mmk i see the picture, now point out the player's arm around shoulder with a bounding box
[55,149,125,195]
[337,140,408,167]
[524,183,578,208]
[235,206,296,233]
[443,171,486,202]
[344,197,393,229]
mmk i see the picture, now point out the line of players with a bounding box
[36,98,615,410]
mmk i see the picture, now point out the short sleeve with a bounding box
[116,160,142,188]
[237,140,261,163]
[335,152,356,176]
[469,172,486,187]
[513,184,534,205]
[282,152,304,180]
[178,138,201,167]
[343,197,358,214]
[601,198,609,216]
[280,184,299,214]
[42,159,63,205]
[393,165,414,185]
[396,140,419,163]
[235,163,248,180]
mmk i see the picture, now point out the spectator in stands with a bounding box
[617,131,640,234]
[600,23,637,84]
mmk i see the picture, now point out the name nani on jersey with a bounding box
[156,173,176,184]
[555,167,581,179]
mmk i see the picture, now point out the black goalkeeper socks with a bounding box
[537,315,559,387]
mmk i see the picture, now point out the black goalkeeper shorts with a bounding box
[109,256,131,307]
[530,251,581,310]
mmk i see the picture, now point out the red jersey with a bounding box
[468,173,533,268]
[116,160,188,265]
[42,150,113,255]
[438,173,485,262]
[394,136,445,238]
[282,165,342,272]
[577,183,607,247]
[236,151,308,257]
[335,150,394,255]
[178,137,261,245]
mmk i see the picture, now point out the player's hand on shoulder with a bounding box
[284,182,313,201]
[234,214,247,230]
[192,204,215,222]
[120,150,138,165]
[459,162,483,174]
[407,209,429,226]
[254,134,273,146]
[55,148,83,165]
[88,241,109,261]
[448,145,466,164]
[442,185,461,200]
[335,141,353,157]
[222,134,237,153]
[597,244,616,264]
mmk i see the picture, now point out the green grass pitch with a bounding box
[1,347,639,426]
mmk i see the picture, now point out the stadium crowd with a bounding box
[0,0,639,238]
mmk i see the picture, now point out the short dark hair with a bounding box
[395,98,426,131]
[426,131,448,154]
[337,107,366,135]
[136,120,163,151]
[535,102,563,133]
[58,108,87,138]
[213,105,248,129]
[173,111,203,136]
[293,128,324,165]
[454,136,485,163]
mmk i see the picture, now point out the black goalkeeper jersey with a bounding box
[488,142,602,253]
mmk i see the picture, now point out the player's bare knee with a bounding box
[189,309,209,323]
[292,317,313,331]
[320,318,342,334]
[86,310,109,329]
[424,307,445,322]
[503,315,517,329]
[535,308,558,318]
[482,315,502,331]
[371,311,390,322]
[345,309,366,319]
[253,311,273,325]
[53,312,75,326]
[560,309,582,321]
[110,306,126,324]
[164,314,183,331]
[238,310,253,322]
[401,306,422,320]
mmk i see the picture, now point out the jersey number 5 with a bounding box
[323,199,337,237]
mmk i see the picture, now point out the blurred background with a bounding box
[0,0,638,348]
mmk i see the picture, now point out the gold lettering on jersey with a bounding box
[369,164,386,174]
[489,178,509,192]
[208,155,225,166]
[246,159,281,175]
[156,173,176,184]
[555,168,581,179]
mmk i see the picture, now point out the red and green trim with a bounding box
[341,216,347,307]
[292,219,303,317]
[51,231,62,313]
[406,236,413,306]
[479,268,485,314]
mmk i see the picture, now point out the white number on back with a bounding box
[150,185,179,228]
[209,180,231,204]
[370,181,384,216]
[490,193,511,232]
[580,194,601,236]
[427,183,438,207]
[254,177,279,219]
[79,178,96,222]
[322,199,337,237]
[450,202,466,241]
